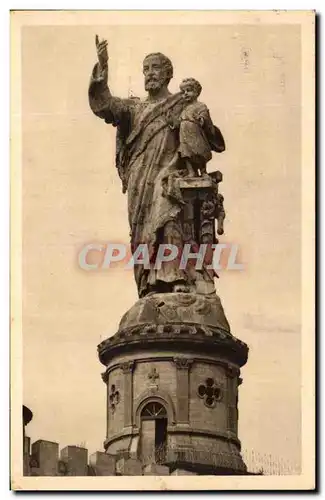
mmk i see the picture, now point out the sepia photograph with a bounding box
[10,10,315,490]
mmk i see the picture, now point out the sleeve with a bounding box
[197,104,226,153]
[195,104,212,127]
[88,63,131,126]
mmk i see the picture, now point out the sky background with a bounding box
[21,21,301,471]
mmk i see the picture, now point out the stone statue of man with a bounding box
[89,36,225,298]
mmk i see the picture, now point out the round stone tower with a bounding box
[98,291,248,475]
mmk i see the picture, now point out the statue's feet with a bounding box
[173,282,190,293]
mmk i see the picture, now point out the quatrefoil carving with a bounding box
[197,377,223,408]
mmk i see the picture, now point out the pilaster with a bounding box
[174,357,193,424]
[121,361,135,428]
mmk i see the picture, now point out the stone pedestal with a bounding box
[98,292,248,475]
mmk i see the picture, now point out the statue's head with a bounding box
[179,77,202,103]
[143,53,173,92]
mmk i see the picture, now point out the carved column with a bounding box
[122,361,135,428]
[174,357,193,424]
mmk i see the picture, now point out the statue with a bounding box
[178,77,224,178]
[89,36,226,298]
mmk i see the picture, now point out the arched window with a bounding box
[141,402,167,420]
[140,401,168,464]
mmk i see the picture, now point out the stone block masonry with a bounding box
[25,438,199,476]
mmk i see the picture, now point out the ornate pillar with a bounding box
[122,361,135,428]
[174,357,193,424]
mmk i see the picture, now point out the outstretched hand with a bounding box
[95,34,108,69]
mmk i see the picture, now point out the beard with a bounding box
[144,78,165,91]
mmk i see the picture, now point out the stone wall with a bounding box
[102,350,242,465]
[24,435,298,476]
[24,438,184,476]
[189,361,228,432]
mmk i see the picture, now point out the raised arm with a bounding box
[88,35,130,126]
[96,35,108,73]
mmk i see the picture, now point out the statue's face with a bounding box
[180,83,198,103]
[143,55,168,91]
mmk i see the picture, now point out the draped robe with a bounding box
[88,63,225,297]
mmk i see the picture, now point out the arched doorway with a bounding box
[140,401,168,464]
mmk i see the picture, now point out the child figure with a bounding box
[178,77,224,177]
